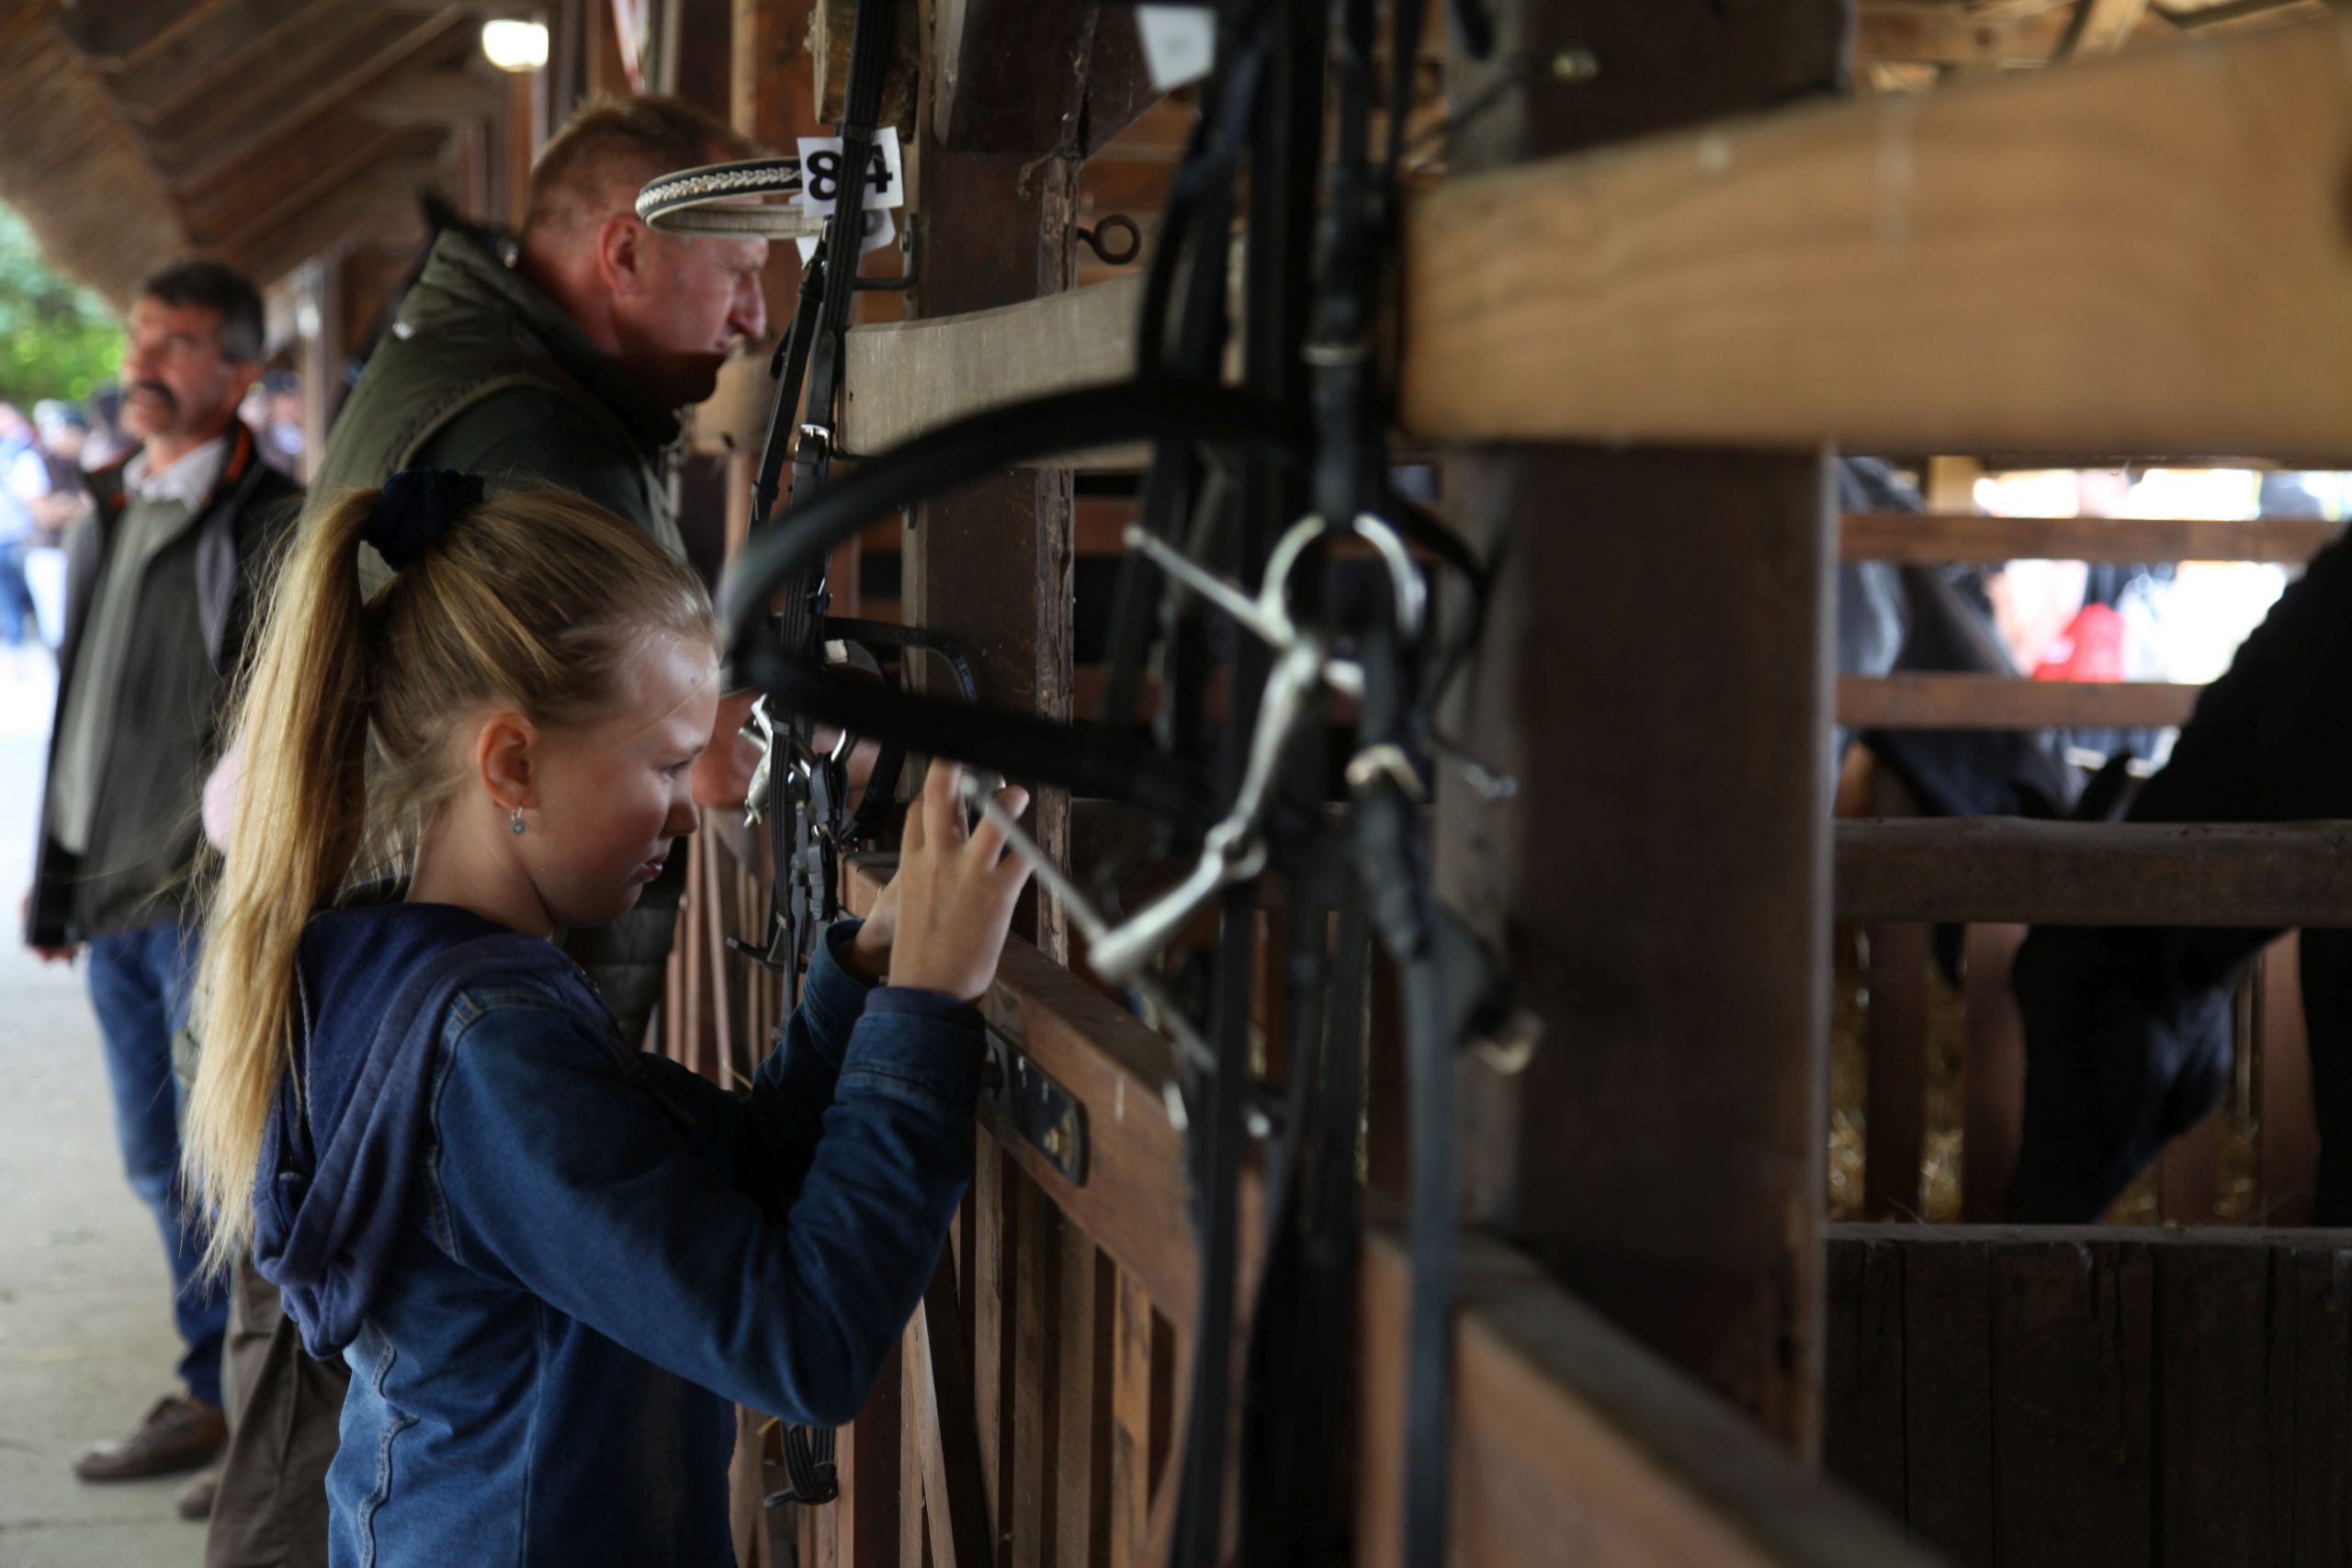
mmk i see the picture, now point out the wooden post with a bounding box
[903,0,1102,962]
[1439,0,1849,1454]
[2258,934,2319,1226]
[1961,923,2027,1223]
[1863,922,1928,1221]
[295,254,344,483]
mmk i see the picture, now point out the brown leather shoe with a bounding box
[175,1466,220,1520]
[72,1394,227,1482]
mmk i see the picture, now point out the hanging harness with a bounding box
[642,0,1524,1557]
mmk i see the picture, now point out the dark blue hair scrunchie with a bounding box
[367,469,485,572]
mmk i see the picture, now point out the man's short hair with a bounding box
[139,259,265,364]
[524,94,761,242]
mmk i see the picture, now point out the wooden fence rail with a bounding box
[1836,818,2352,927]
[1840,512,2341,565]
[1838,675,2204,731]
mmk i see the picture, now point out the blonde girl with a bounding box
[185,470,1030,1567]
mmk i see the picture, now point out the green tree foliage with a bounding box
[0,205,123,412]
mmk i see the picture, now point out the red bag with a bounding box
[2032,602,2127,683]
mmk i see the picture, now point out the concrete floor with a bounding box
[0,651,207,1565]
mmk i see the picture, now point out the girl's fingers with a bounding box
[902,773,928,853]
[967,785,1031,866]
[922,759,967,848]
[993,847,1037,897]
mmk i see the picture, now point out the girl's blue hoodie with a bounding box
[251,898,984,1568]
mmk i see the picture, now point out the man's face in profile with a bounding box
[614,228,769,411]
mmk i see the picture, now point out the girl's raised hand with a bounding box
[885,761,1034,1003]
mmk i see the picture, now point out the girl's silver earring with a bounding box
[509,807,526,837]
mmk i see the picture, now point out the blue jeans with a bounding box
[0,540,32,647]
[85,923,227,1408]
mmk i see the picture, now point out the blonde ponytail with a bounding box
[184,484,710,1279]
[186,491,375,1279]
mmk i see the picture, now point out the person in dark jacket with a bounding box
[183,476,1031,1568]
[20,260,300,1492]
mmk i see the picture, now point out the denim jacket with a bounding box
[258,903,981,1568]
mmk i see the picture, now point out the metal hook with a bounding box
[741,696,778,825]
[1076,214,1143,266]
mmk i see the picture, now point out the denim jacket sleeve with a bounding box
[732,920,879,1209]
[425,928,986,1428]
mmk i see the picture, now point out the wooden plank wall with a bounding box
[1825,1224,2352,1568]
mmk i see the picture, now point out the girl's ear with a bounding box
[477,711,541,811]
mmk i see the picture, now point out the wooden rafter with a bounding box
[226,164,435,285]
[356,66,504,128]
[54,0,226,68]
[179,117,416,251]
[0,1,188,304]
[103,0,347,127]
[142,6,465,186]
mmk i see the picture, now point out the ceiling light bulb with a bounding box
[481,18,549,73]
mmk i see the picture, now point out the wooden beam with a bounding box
[230,181,427,287]
[1356,1227,1937,1568]
[1835,818,2352,925]
[2067,0,2155,53]
[1855,2,2075,64]
[840,276,1141,459]
[182,118,415,252]
[1838,673,2203,729]
[1402,16,2352,460]
[144,7,464,186]
[356,65,505,127]
[1076,9,1162,159]
[811,0,922,129]
[1436,0,1844,1461]
[1842,510,2341,564]
[103,0,345,124]
[54,0,224,67]
[905,0,1101,962]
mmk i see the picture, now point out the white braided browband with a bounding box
[637,158,826,239]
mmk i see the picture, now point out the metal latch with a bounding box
[980,1032,1087,1186]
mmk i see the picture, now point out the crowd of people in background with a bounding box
[0,374,303,677]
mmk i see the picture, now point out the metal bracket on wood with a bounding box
[982,1031,1089,1185]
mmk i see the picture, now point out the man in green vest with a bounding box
[22,259,300,1504]
[304,92,769,1040]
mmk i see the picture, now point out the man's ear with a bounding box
[477,711,541,812]
[596,213,651,299]
[224,359,264,411]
